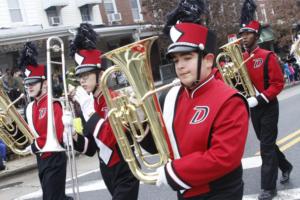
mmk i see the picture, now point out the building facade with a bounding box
[0,0,164,81]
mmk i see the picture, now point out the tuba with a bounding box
[216,38,255,97]
[0,79,35,156]
[100,36,180,184]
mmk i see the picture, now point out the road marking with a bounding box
[18,180,300,200]
[255,129,300,156]
[280,136,300,152]
[66,168,99,182]
[15,180,108,200]
[276,129,300,146]
[17,155,264,199]
[243,187,300,200]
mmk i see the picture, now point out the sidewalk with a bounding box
[0,155,36,179]
[1,80,300,180]
[284,80,300,89]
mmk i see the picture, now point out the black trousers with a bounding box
[36,152,67,200]
[100,158,140,200]
[250,100,291,190]
[177,181,243,200]
[0,154,5,170]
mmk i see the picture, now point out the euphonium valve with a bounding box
[100,36,178,184]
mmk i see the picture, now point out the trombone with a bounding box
[45,36,80,200]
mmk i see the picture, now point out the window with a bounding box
[7,0,23,22]
[80,5,92,22]
[104,0,116,14]
[46,7,61,26]
[130,0,142,21]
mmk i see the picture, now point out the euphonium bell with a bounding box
[216,38,255,97]
[100,36,179,184]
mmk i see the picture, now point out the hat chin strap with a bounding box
[92,71,100,94]
[179,51,203,89]
[190,50,203,88]
[35,80,44,99]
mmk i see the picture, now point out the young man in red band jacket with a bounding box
[151,4,250,198]
[67,23,139,200]
[21,42,70,200]
[240,20,293,200]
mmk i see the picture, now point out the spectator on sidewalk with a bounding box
[11,68,25,107]
[0,139,7,162]
[283,62,292,84]
[0,154,5,171]
[0,140,7,171]
[288,62,295,85]
[293,62,300,81]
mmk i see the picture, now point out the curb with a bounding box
[284,81,300,89]
[0,163,37,179]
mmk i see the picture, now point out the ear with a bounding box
[203,53,215,68]
[42,79,47,87]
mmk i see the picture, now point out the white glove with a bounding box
[74,86,95,121]
[62,110,74,146]
[247,96,258,108]
[24,145,33,155]
[62,110,73,126]
[156,165,168,187]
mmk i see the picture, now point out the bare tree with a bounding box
[141,0,242,51]
[267,0,300,51]
[141,0,299,56]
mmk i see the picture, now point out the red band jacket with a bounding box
[162,75,249,198]
[26,94,64,158]
[243,47,284,104]
[73,92,121,167]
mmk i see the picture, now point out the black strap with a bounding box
[263,52,272,89]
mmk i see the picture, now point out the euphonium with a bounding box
[216,38,255,97]
[0,79,35,156]
[100,36,179,184]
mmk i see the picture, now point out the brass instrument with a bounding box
[216,38,255,97]
[45,36,80,199]
[0,79,35,156]
[42,37,66,153]
[101,36,180,184]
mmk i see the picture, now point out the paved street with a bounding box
[0,84,300,200]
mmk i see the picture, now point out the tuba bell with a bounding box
[0,79,35,156]
[100,36,180,184]
[216,38,255,97]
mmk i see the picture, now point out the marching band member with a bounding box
[153,1,249,199]
[67,23,139,200]
[21,42,71,200]
[239,1,293,199]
